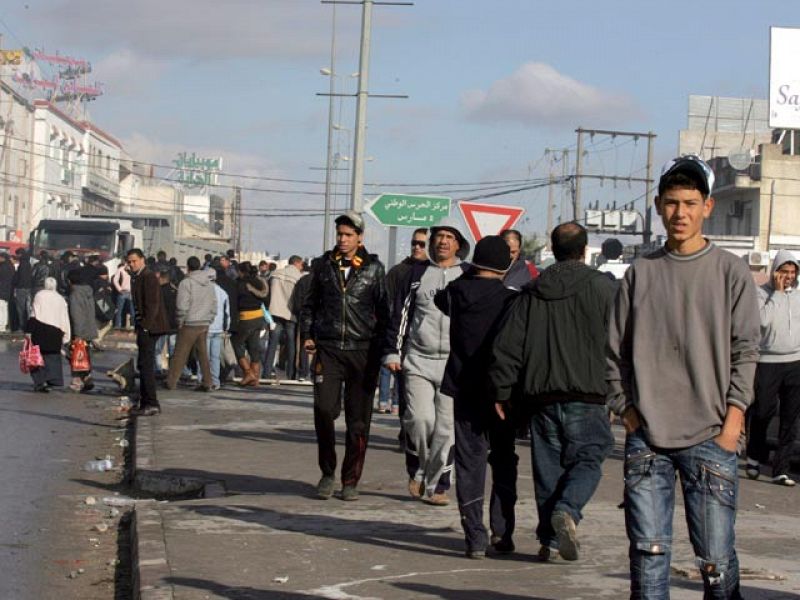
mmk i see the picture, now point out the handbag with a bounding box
[19,338,45,374]
[70,339,91,372]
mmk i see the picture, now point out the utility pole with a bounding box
[321,4,337,252]
[644,131,654,245]
[349,0,374,215]
[573,127,657,243]
[574,128,584,222]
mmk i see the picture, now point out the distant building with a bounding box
[0,81,35,243]
[678,95,800,264]
[678,95,772,161]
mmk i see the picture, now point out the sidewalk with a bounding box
[131,383,800,600]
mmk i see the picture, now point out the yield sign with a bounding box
[458,201,525,242]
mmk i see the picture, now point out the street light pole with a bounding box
[322,4,338,252]
[350,0,373,215]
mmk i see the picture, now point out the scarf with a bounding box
[31,289,71,344]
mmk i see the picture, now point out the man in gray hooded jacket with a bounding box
[746,249,800,486]
[384,218,470,506]
[166,256,217,391]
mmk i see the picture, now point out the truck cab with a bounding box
[30,218,139,272]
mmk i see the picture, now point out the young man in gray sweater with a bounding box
[607,155,760,599]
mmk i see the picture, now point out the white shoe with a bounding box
[771,474,796,487]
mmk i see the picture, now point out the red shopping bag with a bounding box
[19,338,45,374]
[70,339,91,372]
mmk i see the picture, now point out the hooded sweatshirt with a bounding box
[435,273,517,400]
[758,249,800,363]
[176,269,217,327]
[489,260,616,407]
[383,260,466,374]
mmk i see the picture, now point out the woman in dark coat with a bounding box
[26,277,71,392]
[232,261,267,386]
[67,267,99,392]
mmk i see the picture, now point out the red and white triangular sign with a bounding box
[458,201,525,242]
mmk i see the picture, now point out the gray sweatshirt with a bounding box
[758,249,800,363]
[176,270,218,327]
[383,261,464,373]
[606,242,760,449]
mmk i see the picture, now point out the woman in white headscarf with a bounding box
[25,277,70,392]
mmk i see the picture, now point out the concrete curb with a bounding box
[133,416,226,498]
[132,506,173,600]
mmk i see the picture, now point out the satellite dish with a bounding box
[727,148,751,171]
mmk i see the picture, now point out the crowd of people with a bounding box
[297,155,796,599]
[5,246,312,400]
[6,154,799,598]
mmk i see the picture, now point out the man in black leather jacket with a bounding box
[301,211,389,501]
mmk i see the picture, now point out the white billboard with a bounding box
[769,27,800,129]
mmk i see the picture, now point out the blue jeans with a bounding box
[624,430,742,599]
[530,402,613,548]
[378,365,397,409]
[206,332,222,386]
[115,292,135,328]
[263,317,296,379]
[154,333,176,374]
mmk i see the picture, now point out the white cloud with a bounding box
[92,49,168,96]
[462,62,640,128]
[30,0,360,61]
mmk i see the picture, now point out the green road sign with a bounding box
[367,194,451,227]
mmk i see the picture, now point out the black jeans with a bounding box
[137,330,160,409]
[263,317,296,379]
[313,344,381,486]
[232,317,264,364]
[454,400,518,552]
[747,361,800,476]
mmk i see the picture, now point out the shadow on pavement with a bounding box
[392,581,554,599]
[205,427,402,452]
[165,576,312,599]
[182,503,470,559]
[0,406,115,428]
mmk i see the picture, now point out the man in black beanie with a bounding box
[488,222,616,562]
[434,235,518,559]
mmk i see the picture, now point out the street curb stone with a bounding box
[133,415,226,498]
[132,506,173,600]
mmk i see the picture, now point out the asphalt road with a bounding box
[0,338,131,599]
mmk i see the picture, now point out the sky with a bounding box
[0,0,796,259]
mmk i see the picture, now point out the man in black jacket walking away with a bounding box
[435,236,518,559]
[301,211,389,501]
[489,222,616,562]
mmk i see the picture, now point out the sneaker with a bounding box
[134,406,161,417]
[772,474,797,486]
[745,458,760,480]
[465,548,486,560]
[317,475,335,499]
[490,536,515,555]
[210,384,221,391]
[33,384,50,394]
[408,478,423,499]
[341,485,359,501]
[422,492,450,506]
[551,511,580,561]
[537,545,557,562]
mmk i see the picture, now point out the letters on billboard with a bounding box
[770,27,800,129]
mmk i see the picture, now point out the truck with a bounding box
[29,213,229,273]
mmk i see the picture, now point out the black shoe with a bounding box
[490,537,515,555]
[132,405,161,417]
[466,548,486,560]
[194,385,211,392]
[33,384,50,393]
